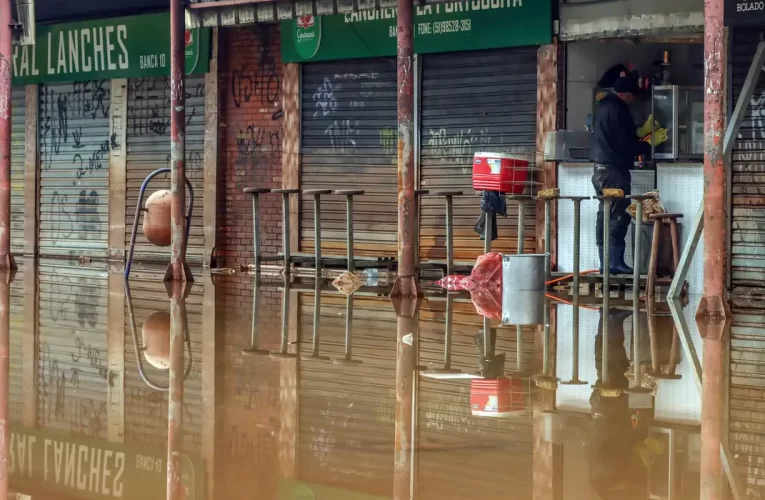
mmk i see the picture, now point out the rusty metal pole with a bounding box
[166,0,190,282]
[393,297,417,500]
[0,272,10,500]
[391,0,418,299]
[0,0,15,271]
[701,0,726,312]
[167,282,188,500]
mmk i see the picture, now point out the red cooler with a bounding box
[470,377,527,417]
[472,152,529,194]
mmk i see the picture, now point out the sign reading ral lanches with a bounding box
[281,0,552,63]
[8,425,204,500]
[725,0,765,25]
[11,12,211,85]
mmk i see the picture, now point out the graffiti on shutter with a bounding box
[301,59,398,257]
[125,75,206,263]
[38,81,111,259]
[419,48,538,262]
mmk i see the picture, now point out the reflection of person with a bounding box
[588,308,648,500]
[590,75,667,274]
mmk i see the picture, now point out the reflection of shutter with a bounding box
[37,262,108,440]
[730,303,765,498]
[125,76,206,263]
[301,59,398,257]
[9,263,24,423]
[124,278,203,454]
[417,297,534,498]
[11,87,25,256]
[731,29,765,294]
[39,81,111,259]
[298,294,396,495]
[419,48,538,262]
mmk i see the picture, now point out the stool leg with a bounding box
[544,199,551,282]
[252,193,261,271]
[573,200,581,292]
[647,221,662,298]
[282,193,291,274]
[346,195,355,272]
[603,198,611,299]
[445,195,454,276]
[669,219,680,271]
[313,194,322,276]
[518,200,526,254]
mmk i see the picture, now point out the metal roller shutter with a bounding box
[298,293,396,495]
[124,278,204,454]
[39,80,111,259]
[419,48,538,262]
[11,87,24,256]
[125,76,207,263]
[301,59,398,257]
[731,29,765,295]
[36,262,109,440]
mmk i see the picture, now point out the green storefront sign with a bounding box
[281,0,551,63]
[12,12,211,85]
[8,425,204,499]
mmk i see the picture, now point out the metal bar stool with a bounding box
[428,190,463,275]
[332,294,363,365]
[595,193,626,297]
[647,213,683,298]
[333,190,365,272]
[304,189,332,276]
[272,188,301,274]
[558,196,589,291]
[242,187,272,271]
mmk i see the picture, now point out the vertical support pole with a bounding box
[252,193,261,271]
[203,28,219,268]
[314,195,322,276]
[346,195,354,273]
[282,193,291,274]
[167,0,189,282]
[108,79,127,262]
[544,199,551,282]
[23,85,38,259]
[392,0,417,298]
[484,209,493,254]
[573,199,581,292]
[603,198,611,299]
[445,195,454,275]
[518,199,526,254]
[393,298,417,500]
[0,272,10,499]
[167,284,187,500]
[0,0,15,271]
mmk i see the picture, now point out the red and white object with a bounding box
[472,152,529,194]
[470,377,527,417]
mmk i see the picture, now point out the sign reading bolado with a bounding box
[724,0,765,25]
[281,0,551,63]
[12,11,211,85]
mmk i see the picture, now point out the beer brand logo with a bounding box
[185,29,193,47]
[294,15,321,59]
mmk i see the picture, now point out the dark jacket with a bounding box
[590,94,650,167]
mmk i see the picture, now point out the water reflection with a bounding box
[0,263,753,499]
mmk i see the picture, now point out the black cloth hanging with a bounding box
[474,191,507,241]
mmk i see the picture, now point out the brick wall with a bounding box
[217,24,284,269]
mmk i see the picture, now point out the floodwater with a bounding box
[0,259,759,499]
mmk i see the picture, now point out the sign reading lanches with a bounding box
[12,12,211,85]
[725,0,765,25]
[8,425,204,499]
[281,0,552,63]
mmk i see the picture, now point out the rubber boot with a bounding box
[609,244,633,275]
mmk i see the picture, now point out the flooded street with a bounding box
[0,260,756,499]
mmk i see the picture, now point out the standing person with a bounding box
[590,75,666,274]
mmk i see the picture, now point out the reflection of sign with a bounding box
[725,0,765,25]
[9,425,205,500]
[279,479,387,500]
[12,12,211,85]
[281,0,551,63]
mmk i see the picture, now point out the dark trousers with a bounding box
[592,165,631,247]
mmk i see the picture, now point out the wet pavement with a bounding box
[0,260,759,499]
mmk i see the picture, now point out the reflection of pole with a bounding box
[0,0,15,271]
[333,294,362,365]
[701,332,725,500]
[391,0,417,299]
[562,285,586,386]
[167,0,189,282]
[0,272,11,498]
[242,278,268,356]
[167,283,188,500]
[303,279,330,361]
[394,298,417,500]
